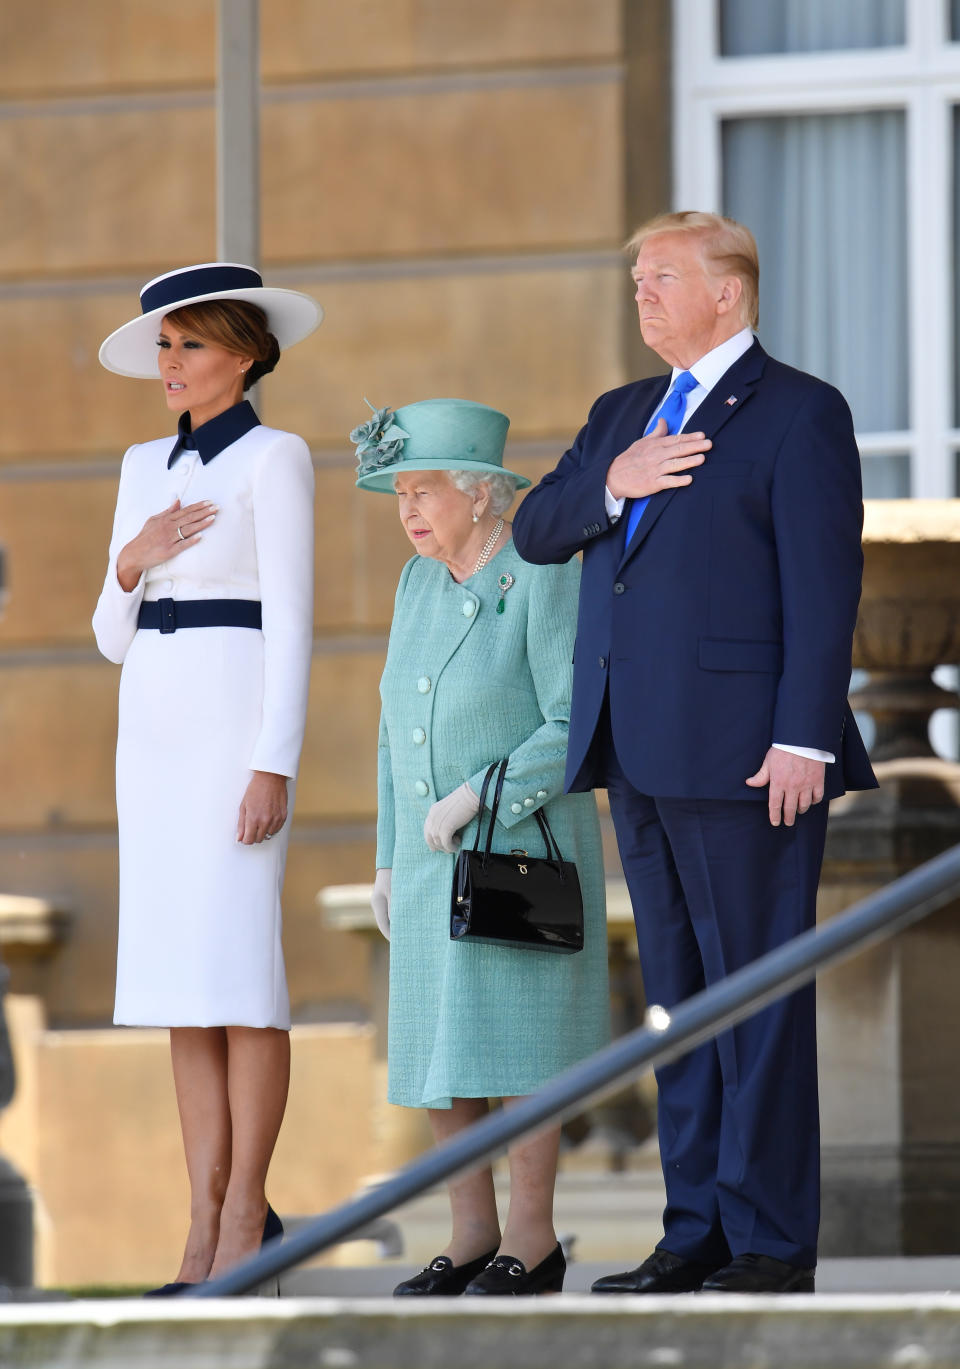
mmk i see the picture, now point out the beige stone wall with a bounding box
[0,0,671,1282]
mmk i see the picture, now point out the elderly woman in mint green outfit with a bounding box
[354,397,610,1298]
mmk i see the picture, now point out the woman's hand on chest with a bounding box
[116,498,217,592]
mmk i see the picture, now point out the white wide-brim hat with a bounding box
[98,262,323,378]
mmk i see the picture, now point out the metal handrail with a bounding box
[191,839,960,1297]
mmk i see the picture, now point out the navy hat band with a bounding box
[140,264,264,316]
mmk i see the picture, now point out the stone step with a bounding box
[282,1257,960,1298]
[3,1293,960,1369]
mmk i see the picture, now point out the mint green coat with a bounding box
[377,541,610,1109]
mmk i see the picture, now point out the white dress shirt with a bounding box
[603,327,833,766]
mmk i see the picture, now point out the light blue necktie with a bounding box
[624,369,698,544]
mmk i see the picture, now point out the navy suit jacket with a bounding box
[512,340,877,802]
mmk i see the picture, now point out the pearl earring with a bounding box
[472,513,478,524]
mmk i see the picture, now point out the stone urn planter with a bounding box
[851,500,960,760]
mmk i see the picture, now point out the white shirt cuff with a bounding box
[773,742,834,764]
[604,485,626,520]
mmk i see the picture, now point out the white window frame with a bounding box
[673,0,960,497]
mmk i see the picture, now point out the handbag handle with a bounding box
[471,761,505,855]
[483,758,510,861]
[471,758,568,876]
[533,808,566,871]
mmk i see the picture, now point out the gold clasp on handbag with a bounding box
[510,848,528,875]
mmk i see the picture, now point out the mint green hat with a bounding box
[352,397,529,493]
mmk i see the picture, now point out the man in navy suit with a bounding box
[512,211,877,1294]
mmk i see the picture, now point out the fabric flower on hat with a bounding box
[350,401,410,476]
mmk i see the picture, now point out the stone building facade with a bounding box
[0,1,670,1283]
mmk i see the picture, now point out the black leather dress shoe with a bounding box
[394,1248,499,1297]
[700,1254,815,1293]
[591,1249,721,1294]
[464,1242,565,1296]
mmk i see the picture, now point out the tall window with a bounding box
[674,0,960,498]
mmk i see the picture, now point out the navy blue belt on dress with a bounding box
[137,598,262,634]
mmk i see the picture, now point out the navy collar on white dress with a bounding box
[167,400,260,468]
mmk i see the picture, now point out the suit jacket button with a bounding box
[613,582,625,595]
[599,656,606,668]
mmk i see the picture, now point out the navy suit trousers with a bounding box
[599,704,827,1268]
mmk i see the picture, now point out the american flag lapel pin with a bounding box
[724,395,738,407]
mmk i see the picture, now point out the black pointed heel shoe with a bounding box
[147,1207,283,1298]
[464,1242,566,1296]
[259,1205,284,1296]
[262,1204,284,1246]
[143,1281,196,1298]
[393,1247,500,1297]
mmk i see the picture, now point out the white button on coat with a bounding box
[412,728,426,745]
[417,677,431,693]
[523,797,534,807]
[536,790,548,798]
[510,802,523,814]
[462,601,476,617]
[415,780,430,797]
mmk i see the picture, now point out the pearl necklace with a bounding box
[472,518,504,576]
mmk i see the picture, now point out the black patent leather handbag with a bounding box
[450,759,584,955]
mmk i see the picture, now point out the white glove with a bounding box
[424,782,481,853]
[371,868,392,941]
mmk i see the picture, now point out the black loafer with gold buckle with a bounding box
[393,1248,500,1297]
[463,1243,566,1296]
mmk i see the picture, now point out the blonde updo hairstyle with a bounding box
[164,299,281,391]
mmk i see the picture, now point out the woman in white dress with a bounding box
[93,263,321,1292]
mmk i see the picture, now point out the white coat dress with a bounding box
[93,404,314,1029]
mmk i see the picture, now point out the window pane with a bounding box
[954,0,960,42]
[953,107,960,423]
[723,111,908,433]
[861,455,910,498]
[720,0,905,55]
